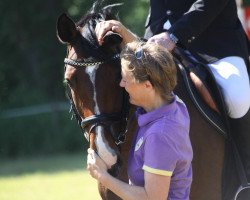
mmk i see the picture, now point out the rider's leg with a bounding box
[207,56,250,119]
[208,57,250,184]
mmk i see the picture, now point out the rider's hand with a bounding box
[148,32,176,51]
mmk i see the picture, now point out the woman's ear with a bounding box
[144,80,153,89]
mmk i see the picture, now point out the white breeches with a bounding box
[207,57,250,118]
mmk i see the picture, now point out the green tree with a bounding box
[0,0,148,109]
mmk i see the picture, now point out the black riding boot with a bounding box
[229,109,250,200]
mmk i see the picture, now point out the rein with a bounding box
[64,53,130,146]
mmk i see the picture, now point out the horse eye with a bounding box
[64,79,72,87]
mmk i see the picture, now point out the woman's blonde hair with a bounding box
[120,41,177,102]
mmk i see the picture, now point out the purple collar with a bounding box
[136,96,177,127]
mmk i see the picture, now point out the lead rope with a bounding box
[115,90,130,146]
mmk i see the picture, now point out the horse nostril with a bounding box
[107,156,122,177]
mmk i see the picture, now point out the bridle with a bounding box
[64,52,130,146]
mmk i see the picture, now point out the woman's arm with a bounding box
[87,149,171,200]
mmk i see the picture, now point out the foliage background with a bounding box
[0,0,148,158]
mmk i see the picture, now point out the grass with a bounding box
[0,153,100,200]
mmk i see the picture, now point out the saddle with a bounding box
[173,47,229,137]
[173,47,250,200]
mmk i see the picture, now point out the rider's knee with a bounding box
[225,87,250,118]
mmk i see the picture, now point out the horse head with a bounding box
[56,3,128,177]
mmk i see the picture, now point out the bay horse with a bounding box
[56,2,250,200]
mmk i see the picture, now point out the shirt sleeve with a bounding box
[142,130,180,177]
[168,0,230,46]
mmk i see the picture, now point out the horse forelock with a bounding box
[65,6,121,71]
[76,2,120,32]
[73,2,121,59]
[75,16,106,59]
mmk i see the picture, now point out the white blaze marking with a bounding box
[85,65,100,114]
[85,66,118,168]
[95,126,118,168]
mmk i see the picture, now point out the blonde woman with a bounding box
[87,36,193,199]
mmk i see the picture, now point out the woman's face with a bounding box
[120,67,146,107]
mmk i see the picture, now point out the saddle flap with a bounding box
[173,47,229,138]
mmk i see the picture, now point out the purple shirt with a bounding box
[128,95,193,200]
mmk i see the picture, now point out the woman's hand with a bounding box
[87,148,108,181]
[95,20,138,46]
[148,32,176,51]
[87,149,171,200]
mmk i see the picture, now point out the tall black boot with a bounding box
[229,110,250,200]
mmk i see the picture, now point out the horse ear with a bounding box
[102,31,123,47]
[57,13,77,44]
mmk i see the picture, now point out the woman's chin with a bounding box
[129,98,138,106]
[129,98,134,105]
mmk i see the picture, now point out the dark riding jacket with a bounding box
[144,0,250,69]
